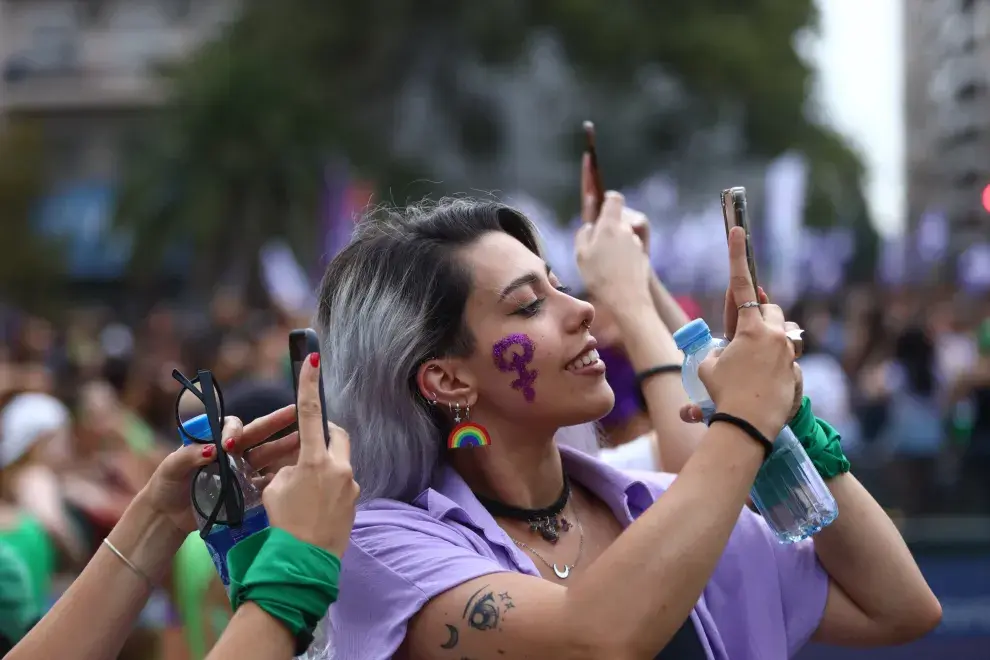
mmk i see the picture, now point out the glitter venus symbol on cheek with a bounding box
[447,422,492,449]
[492,333,538,402]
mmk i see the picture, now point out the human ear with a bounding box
[416,359,477,408]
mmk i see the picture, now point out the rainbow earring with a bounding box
[447,403,492,449]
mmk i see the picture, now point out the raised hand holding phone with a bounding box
[718,188,804,358]
[580,121,651,251]
[575,192,651,308]
[262,350,358,558]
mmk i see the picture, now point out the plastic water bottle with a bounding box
[179,414,270,589]
[673,319,838,543]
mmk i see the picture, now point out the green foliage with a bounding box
[116,0,870,283]
[0,121,65,311]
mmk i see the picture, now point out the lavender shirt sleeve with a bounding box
[765,527,830,656]
[328,511,511,660]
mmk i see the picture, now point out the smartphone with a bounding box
[288,328,331,447]
[720,187,760,294]
[583,120,605,218]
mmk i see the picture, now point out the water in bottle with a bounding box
[179,414,270,589]
[673,319,838,543]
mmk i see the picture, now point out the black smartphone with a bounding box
[288,328,331,447]
[720,186,760,294]
[583,120,605,218]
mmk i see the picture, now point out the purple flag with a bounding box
[318,161,354,274]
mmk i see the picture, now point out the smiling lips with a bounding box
[565,348,601,372]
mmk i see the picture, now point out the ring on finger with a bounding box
[786,328,805,358]
[737,301,761,310]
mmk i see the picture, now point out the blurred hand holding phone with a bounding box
[581,121,606,223]
[581,121,651,253]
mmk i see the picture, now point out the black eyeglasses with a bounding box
[173,368,244,538]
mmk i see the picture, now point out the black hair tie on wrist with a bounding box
[708,412,774,460]
[635,365,682,411]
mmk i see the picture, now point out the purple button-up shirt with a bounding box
[328,445,829,659]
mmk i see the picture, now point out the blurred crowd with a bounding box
[0,289,306,659]
[783,287,990,519]
[0,283,988,658]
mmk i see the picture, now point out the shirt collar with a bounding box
[414,444,658,537]
[557,444,656,521]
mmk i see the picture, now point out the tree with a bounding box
[117,0,871,286]
[0,120,65,313]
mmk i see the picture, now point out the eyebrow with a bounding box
[498,264,552,302]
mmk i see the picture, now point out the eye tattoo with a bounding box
[492,333,538,402]
[462,585,502,632]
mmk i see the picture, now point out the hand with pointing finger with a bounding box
[262,352,358,558]
[575,191,651,308]
[695,227,797,440]
[144,406,300,538]
[580,154,651,255]
[679,284,806,425]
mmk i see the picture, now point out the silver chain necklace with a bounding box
[510,502,584,579]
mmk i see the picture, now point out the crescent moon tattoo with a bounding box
[440,624,459,649]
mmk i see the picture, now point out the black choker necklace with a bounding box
[474,476,571,544]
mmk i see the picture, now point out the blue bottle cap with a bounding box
[178,414,212,446]
[673,318,713,351]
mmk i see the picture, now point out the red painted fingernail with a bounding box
[308,352,320,368]
[202,445,215,458]
[223,438,234,451]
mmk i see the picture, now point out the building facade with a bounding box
[0,0,239,277]
[905,0,990,251]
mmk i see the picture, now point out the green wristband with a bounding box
[788,396,851,480]
[227,527,341,656]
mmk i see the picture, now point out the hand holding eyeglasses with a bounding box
[140,404,301,539]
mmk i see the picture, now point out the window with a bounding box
[78,0,107,26]
[942,126,983,148]
[956,81,987,101]
[161,0,193,23]
[954,171,981,189]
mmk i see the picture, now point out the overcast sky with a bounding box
[807,0,905,237]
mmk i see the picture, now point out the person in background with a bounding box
[0,392,87,607]
[947,318,990,513]
[800,299,845,359]
[844,298,894,445]
[0,541,37,656]
[575,157,707,473]
[930,299,977,391]
[789,301,861,455]
[879,326,944,515]
[7,355,357,660]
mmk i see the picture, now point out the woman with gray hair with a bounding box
[320,193,939,659]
